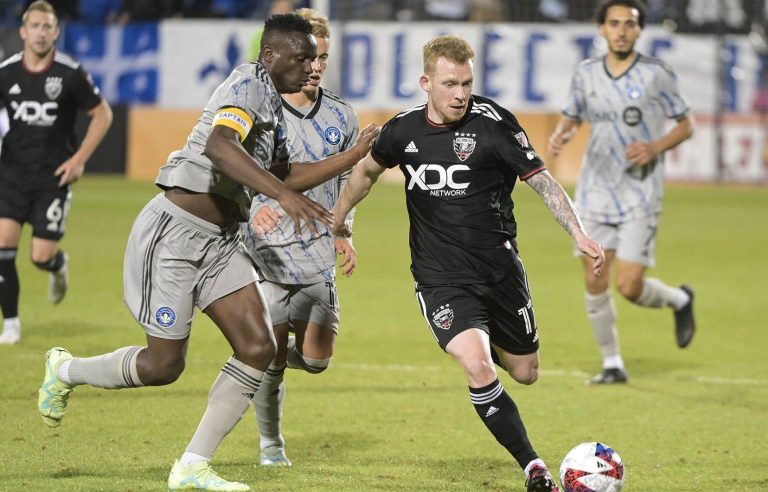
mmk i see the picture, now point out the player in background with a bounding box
[242,8,358,467]
[37,14,377,491]
[548,0,695,384]
[0,0,112,345]
[332,35,604,492]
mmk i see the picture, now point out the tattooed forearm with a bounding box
[525,170,584,238]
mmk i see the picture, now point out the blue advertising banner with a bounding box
[62,21,159,104]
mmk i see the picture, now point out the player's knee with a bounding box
[235,336,276,368]
[509,366,538,385]
[461,357,496,383]
[142,357,185,386]
[616,277,642,301]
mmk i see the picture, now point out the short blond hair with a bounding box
[22,0,57,25]
[423,35,475,74]
[296,8,330,39]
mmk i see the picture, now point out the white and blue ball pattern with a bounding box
[560,442,625,492]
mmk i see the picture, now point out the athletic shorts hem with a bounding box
[198,277,258,312]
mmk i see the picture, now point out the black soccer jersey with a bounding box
[371,95,545,285]
[0,50,102,188]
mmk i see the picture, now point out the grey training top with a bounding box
[563,54,688,223]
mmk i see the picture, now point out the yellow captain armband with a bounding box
[212,107,253,142]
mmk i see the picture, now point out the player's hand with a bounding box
[251,205,282,238]
[276,188,333,237]
[626,141,657,166]
[575,233,605,277]
[547,128,576,156]
[54,157,86,187]
[352,124,380,159]
[335,237,357,277]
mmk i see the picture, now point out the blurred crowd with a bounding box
[0,0,678,24]
[0,0,764,31]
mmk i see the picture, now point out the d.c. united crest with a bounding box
[431,304,454,330]
[45,76,62,100]
[453,132,476,161]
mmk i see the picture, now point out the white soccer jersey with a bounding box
[243,88,359,284]
[155,62,289,219]
[563,54,688,223]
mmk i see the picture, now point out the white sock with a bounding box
[184,357,263,460]
[3,317,20,330]
[635,278,689,310]
[253,363,286,450]
[603,354,625,370]
[524,458,547,476]
[179,452,208,465]
[585,291,621,364]
[58,359,73,384]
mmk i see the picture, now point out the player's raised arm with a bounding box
[331,152,386,237]
[205,124,333,233]
[524,170,604,276]
[277,123,379,192]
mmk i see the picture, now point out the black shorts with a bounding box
[0,176,72,240]
[414,255,539,356]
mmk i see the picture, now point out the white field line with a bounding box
[336,363,768,386]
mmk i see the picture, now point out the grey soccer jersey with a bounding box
[564,54,688,223]
[155,62,289,219]
[243,88,359,284]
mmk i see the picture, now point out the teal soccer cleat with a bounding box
[38,347,74,427]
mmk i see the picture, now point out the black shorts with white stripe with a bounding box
[413,256,539,355]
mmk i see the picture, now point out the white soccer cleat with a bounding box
[0,318,20,345]
[168,460,251,491]
[48,253,68,305]
[259,446,292,467]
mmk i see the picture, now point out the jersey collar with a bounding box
[281,87,323,120]
[423,96,474,128]
[602,52,641,80]
[21,48,56,74]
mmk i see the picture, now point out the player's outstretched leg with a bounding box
[674,285,695,348]
[38,347,74,427]
[168,460,250,491]
[48,252,68,304]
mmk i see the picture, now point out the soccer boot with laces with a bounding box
[260,446,292,467]
[587,367,628,385]
[526,464,560,492]
[168,460,251,491]
[674,285,695,348]
[48,253,68,304]
[38,347,74,427]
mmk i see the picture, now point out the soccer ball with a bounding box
[559,442,625,492]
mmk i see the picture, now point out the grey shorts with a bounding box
[124,193,259,339]
[576,213,660,267]
[259,279,340,333]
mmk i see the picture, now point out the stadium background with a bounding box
[0,0,765,185]
[0,2,766,491]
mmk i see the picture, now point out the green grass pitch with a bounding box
[0,176,766,491]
